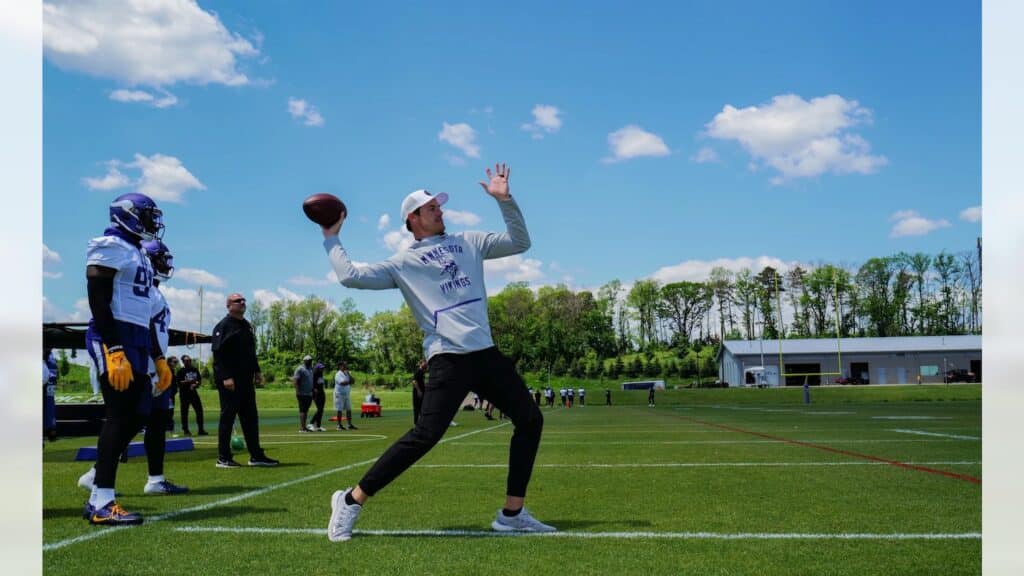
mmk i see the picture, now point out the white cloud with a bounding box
[287,97,325,127]
[42,244,61,265]
[377,213,391,231]
[43,0,259,88]
[438,122,480,158]
[959,205,981,223]
[889,210,951,238]
[288,275,331,287]
[42,244,62,279]
[650,256,796,285]
[521,104,562,139]
[444,154,467,167]
[160,285,226,333]
[252,289,281,307]
[690,146,719,164]
[383,229,415,253]
[82,163,131,190]
[174,267,225,288]
[278,287,304,301]
[443,209,481,226]
[484,255,544,283]
[42,297,61,322]
[133,153,205,202]
[705,93,887,183]
[603,125,670,163]
[109,88,178,108]
[83,154,204,202]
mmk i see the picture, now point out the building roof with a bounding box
[721,335,981,357]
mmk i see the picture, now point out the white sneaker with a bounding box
[328,488,362,542]
[491,507,557,533]
[317,426,326,432]
[306,424,316,432]
[78,467,96,491]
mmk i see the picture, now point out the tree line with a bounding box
[244,246,980,381]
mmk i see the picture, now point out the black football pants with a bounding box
[359,347,543,498]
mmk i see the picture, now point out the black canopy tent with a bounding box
[44,322,212,436]
[43,322,211,350]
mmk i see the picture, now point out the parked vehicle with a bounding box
[943,369,976,383]
[833,376,869,385]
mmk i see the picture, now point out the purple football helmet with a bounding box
[110,193,164,241]
[141,239,174,280]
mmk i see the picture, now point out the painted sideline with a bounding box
[176,526,981,540]
[43,420,514,552]
[890,429,980,441]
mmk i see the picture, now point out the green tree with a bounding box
[627,279,661,350]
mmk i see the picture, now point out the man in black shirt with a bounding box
[176,355,207,436]
[211,293,278,467]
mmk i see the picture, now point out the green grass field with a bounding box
[43,386,981,575]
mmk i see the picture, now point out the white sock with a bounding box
[90,487,116,509]
[147,475,165,485]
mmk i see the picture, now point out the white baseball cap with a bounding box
[401,189,448,223]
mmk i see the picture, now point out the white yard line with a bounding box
[175,525,980,540]
[889,429,980,441]
[413,461,979,469]
[43,420,513,552]
[871,416,952,420]
[449,439,964,446]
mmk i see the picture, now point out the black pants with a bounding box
[359,347,543,498]
[94,372,149,489]
[143,407,171,476]
[412,385,423,425]
[179,386,205,432]
[217,382,264,460]
[311,390,326,427]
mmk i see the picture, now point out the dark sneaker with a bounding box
[336,425,345,431]
[144,480,189,495]
[182,430,192,437]
[197,430,210,436]
[216,458,241,468]
[88,501,144,526]
[347,424,358,430]
[248,455,279,467]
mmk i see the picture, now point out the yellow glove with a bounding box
[154,357,173,393]
[103,345,134,391]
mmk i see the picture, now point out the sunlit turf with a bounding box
[44,386,980,575]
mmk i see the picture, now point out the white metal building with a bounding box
[717,335,981,387]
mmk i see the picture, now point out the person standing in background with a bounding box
[211,293,278,468]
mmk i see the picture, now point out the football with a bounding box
[302,193,347,227]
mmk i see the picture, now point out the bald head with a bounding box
[226,293,247,318]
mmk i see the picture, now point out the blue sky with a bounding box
[41,0,981,335]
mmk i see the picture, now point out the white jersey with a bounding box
[147,288,170,374]
[87,234,154,328]
[578,388,585,396]
[325,198,530,360]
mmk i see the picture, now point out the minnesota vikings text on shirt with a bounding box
[420,244,473,295]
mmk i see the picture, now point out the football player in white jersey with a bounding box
[140,239,189,495]
[81,193,173,526]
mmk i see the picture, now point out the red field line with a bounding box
[670,413,981,484]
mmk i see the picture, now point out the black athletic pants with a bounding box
[94,372,148,489]
[143,407,171,476]
[179,386,205,432]
[217,382,264,460]
[311,390,326,427]
[359,347,543,497]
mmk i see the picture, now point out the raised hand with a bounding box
[478,163,511,201]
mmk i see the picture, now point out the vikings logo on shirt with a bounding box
[440,258,460,280]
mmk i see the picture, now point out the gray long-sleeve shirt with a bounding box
[324,197,530,360]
